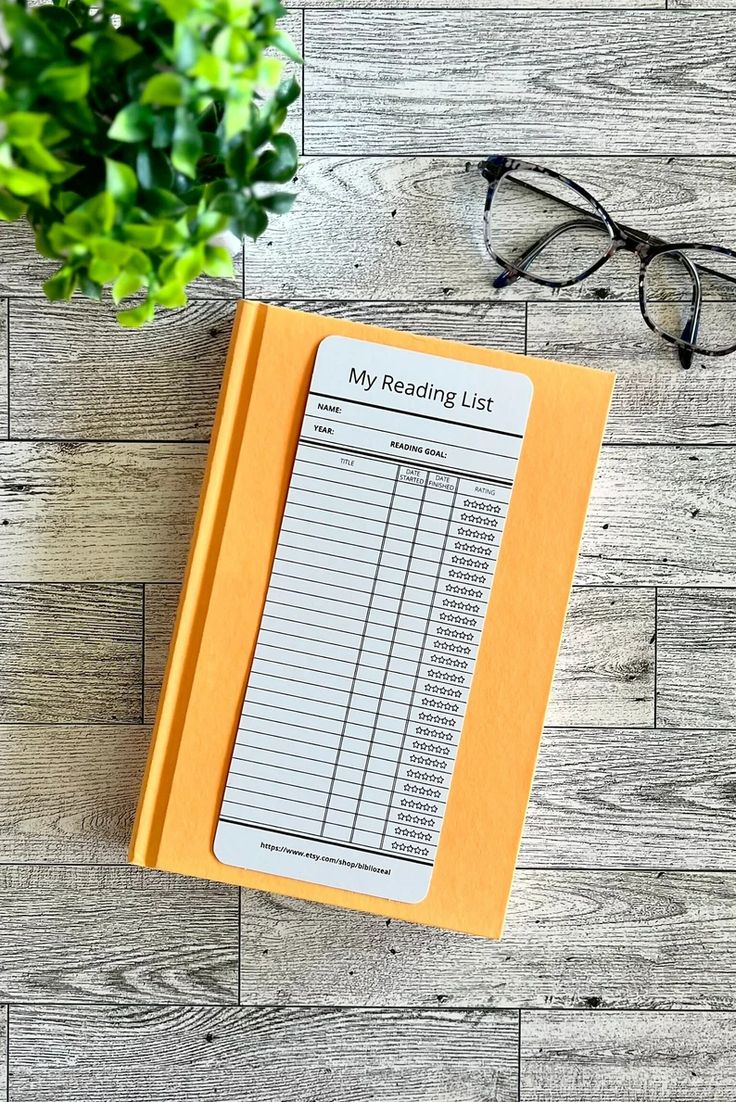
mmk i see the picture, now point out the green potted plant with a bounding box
[0,0,301,326]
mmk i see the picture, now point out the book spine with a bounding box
[128,299,268,868]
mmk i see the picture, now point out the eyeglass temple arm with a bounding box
[494,218,703,364]
[492,173,736,288]
[671,250,702,370]
[491,217,605,289]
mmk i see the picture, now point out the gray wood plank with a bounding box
[240,871,736,1007]
[0,443,205,582]
[578,446,736,586]
[0,1006,5,1102]
[528,302,736,445]
[0,865,237,1003]
[9,299,235,442]
[303,12,736,155]
[142,584,653,727]
[247,155,736,305]
[0,301,6,442]
[2,442,727,583]
[267,299,527,351]
[0,585,142,723]
[520,727,736,868]
[0,216,242,300]
[305,0,661,6]
[8,1006,517,1102]
[0,724,148,863]
[144,584,179,724]
[522,1010,736,1101]
[277,10,303,151]
[657,588,736,728]
[8,301,523,443]
[547,587,655,727]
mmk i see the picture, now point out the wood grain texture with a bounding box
[0,866,238,1003]
[144,584,179,724]
[305,0,662,6]
[0,216,242,300]
[303,13,736,155]
[522,1011,736,1101]
[528,303,736,445]
[9,299,235,442]
[0,301,7,442]
[0,443,205,582]
[547,588,655,727]
[240,871,736,1008]
[5,442,727,595]
[267,299,527,350]
[7,1006,517,1102]
[0,725,148,863]
[0,585,142,723]
[247,156,736,304]
[144,585,654,727]
[0,1006,5,1102]
[657,588,736,728]
[578,446,736,586]
[520,727,736,868]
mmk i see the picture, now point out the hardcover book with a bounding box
[129,301,614,938]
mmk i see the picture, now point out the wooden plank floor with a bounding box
[1,3,736,1099]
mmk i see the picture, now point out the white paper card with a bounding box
[214,335,533,902]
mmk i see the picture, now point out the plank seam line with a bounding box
[141,584,146,725]
[517,1008,522,1102]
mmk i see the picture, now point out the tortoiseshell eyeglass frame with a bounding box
[479,154,736,367]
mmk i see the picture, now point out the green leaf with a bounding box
[117,299,155,327]
[141,73,188,107]
[154,279,188,308]
[260,190,296,215]
[196,210,228,237]
[105,158,138,205]
[57,190,83,215]
[190,54,231,89]
[253,133,298,184]
[74,30,142,63]
[43,266,78,302]
[109,104,152,142]
[171,108,203,179]
[242,201,268,240]
[174,24,200,70]
[157,0,192,20]
[38,63,91,103]
[22,141,65,175]
[108,105,152,143]
[0,190,27,221]
[2,6,60,60]
[4,113,47,146]
[275,76,301,109]
[88,256,120,284]
[174,244,205,284]
[79,275,103,301]
[112,268,148,304]
[0,164,49,202]
[140,187,186,217]
[136,148,173,191]
[66,191,116,234]
[33,224,56,258]
[224,93,253,142]
[123,221,164,248]
[269,30,303,65]
[202,245,234,279]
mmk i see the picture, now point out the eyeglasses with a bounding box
[478,155,736,368]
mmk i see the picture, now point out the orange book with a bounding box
[130,301,614,938]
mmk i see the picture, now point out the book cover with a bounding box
[130,300,615,938]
